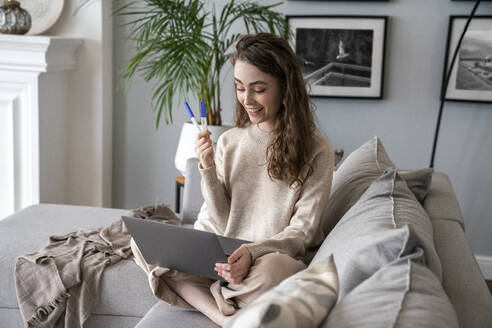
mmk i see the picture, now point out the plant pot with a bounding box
[174,122,233,175]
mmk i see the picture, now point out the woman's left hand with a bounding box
[215,246,252,284]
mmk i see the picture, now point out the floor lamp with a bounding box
[429,0,482,168]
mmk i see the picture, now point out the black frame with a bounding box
[287,15,388,99]
[442,15,492,103]
[287,0,388,1]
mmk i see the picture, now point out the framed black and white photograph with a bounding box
[287,16,387,99]
[443,16,492,103]
[288,0,388,1]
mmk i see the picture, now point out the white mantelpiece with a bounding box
[0,35,82,218]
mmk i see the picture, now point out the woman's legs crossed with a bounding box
[167,279,229,326]
[130,238,229,326]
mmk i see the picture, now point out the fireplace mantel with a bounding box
[0,35,82,218]
[0,34,81,72]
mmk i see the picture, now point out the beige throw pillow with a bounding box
[226,255,338,328]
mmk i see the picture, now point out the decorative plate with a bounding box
[22,0,64,35]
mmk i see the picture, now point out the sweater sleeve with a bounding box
[244,144,334,262]
[199,135,231,234]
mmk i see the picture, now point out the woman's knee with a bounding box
[251,252,306,289]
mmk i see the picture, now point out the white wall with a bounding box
[112,0,492,257]
[46,0,113,207]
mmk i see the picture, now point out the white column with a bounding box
[0,35,81,218]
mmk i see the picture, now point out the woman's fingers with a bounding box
[227,247,242,264]
[194,132,214,168]
[215,259,249,284]
[213,246,252,284]
[195,138,211,154]
[195,137,207,149]
[216,247,253,283]
[199,142,212,153]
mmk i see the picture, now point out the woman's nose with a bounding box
[244,90,254,105]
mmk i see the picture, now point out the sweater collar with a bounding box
[247,123,273,147]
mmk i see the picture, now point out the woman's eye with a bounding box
[255,89,265,94]
[236,88,245,92]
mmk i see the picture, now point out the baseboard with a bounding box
[475,254,492,280]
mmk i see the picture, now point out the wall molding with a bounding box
[475,255,492,280]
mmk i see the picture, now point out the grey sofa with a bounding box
[2,155,492,327]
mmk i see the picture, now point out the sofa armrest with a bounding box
[181,158,204,224]
[425,172,492,327]
[432,219,492,327]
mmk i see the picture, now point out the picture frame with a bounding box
[287,0,388,1]
[442,16,492,103]
[287,15,388,99]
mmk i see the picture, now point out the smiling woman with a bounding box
[131,33,335,327]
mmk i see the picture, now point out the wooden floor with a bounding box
[487,280,492,296]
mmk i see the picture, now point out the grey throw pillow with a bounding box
[226,255,338,328]
[322,257,459,328]
[399,168,434,203]
[321,137,434,235]
[311,167,442,300]
[320,136,394,235]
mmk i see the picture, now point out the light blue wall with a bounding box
[113,0,492,256]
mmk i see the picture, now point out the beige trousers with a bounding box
[130,238,305,315]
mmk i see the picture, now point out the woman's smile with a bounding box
[246,107,264,116]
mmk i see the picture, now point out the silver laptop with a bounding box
[122,216,250,281]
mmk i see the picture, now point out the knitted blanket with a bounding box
[14,204,180,328]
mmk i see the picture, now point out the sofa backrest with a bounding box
[423,172,464,229]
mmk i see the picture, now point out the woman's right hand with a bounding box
[195,130,215,168]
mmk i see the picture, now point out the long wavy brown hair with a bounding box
[231,33,316,188]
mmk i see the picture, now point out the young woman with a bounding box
[131,33,334,327]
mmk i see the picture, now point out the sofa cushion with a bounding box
[321,136,395,235]
[321,257,459,328]
[135,302,218,328]
[0,204,157,317]
[225,255,338,328]
[311,168,442,300]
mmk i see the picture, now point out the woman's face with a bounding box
[234,60,282,132]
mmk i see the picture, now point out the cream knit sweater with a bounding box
[196,123,334,263]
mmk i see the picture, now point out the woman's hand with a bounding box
[195,130,214,168]
[215,246,252,285]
